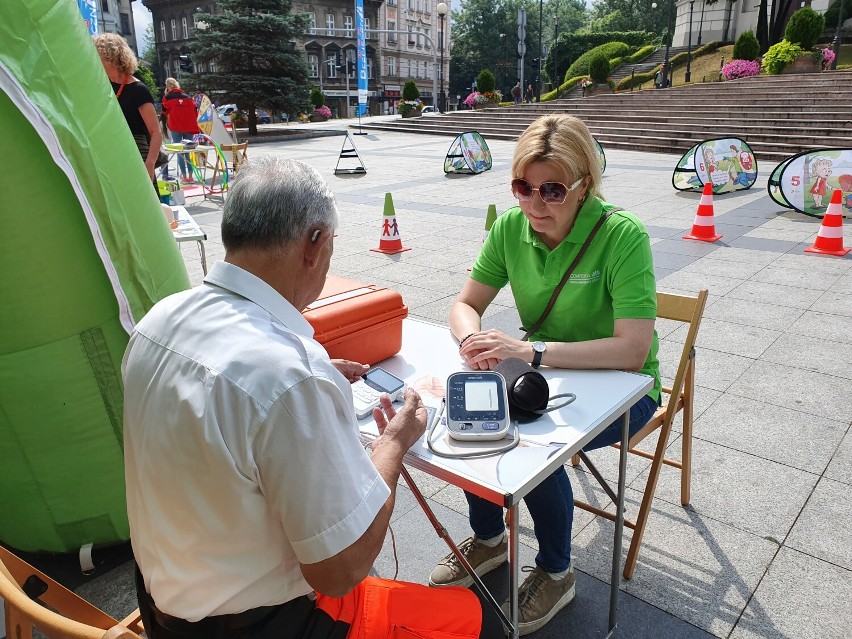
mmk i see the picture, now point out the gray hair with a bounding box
[222,156,339,253]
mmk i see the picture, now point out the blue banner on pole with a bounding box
[77,0,98,35]
[355,0,368,116]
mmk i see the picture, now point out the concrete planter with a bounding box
[781,55,821,74]
[583,84,614,96]
[401,109,422,118]
[308,113,329,122]
[473,101,499,110]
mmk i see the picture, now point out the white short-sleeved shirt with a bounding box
[123,261,390,622]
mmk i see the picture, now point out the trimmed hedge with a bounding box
[733,30,760,61]
[541,75,585,101]
[615,41,721,90]
[565,42,630,81]
[589,55,611,83]
[626,45,656,63]
[785,7,825,49]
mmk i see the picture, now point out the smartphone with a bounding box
[352,367,407,419]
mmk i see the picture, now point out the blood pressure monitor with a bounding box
[446,371,512,441]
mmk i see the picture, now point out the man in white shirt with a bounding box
[123,156,484,639]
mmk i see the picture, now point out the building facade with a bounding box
[669,0,832,47]
[139,0,451,116]
[99,0,139,54]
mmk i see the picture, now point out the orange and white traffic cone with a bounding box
[805,189,850,256]
[371,193,411,255]
[683,182,722,242]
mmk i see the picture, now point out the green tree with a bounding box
[136,64,159,100]
[140,23,162,89]
[586,0,668,35]
[191,0,311,135]
[733,30,760,60]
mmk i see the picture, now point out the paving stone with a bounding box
[669,317,781,359]
[825,429,852,486]
[785,477,852,571]
[701,296,805,332]
[810,289,852,318]
[786,309,852,345]
[747,264,840,291]
[724,279,824,309]
[573,488,779,638]
[759,331,852,380]
[693,394,846,473]
[728,548,852,639]
[658,270,748,296]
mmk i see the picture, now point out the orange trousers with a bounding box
[315,577,482,639]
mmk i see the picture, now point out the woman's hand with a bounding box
[144,157,156,181]
[459,329,529,370]
[332,359,369,382]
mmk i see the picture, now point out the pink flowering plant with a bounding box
[579,77,594,89]
[463,89,502,108]
[819,47,836,70]
[314,105,332,119]
[721,59,761,80]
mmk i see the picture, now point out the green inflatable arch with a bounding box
[0,0,190,552]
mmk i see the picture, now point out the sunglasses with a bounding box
[511,177,585,205]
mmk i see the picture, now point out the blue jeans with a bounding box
[464,393,659,573]
[165,130,193,178]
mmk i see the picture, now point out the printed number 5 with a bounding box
[791,176,801,187]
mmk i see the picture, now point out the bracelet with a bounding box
[458,333,475,349]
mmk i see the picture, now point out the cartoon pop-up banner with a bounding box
[768,149,852,218]
[1,0,189,552]
[444,131,493,174]
[673,137,758,194]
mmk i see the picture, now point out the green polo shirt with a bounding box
[471,197,661,402]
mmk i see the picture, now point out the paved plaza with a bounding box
[76,124,852,639]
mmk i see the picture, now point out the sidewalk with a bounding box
[71,131,852,639]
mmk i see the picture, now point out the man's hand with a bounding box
[332,359,369,382]
[371,388,426,451]
[458,329,526,370]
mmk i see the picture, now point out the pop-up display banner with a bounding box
[673,137,758,194]
[444,131,493,174]
[768,148,852,218]
[595,137,606,174]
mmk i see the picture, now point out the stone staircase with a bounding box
[354,70,852,162]
[608,45,692,86]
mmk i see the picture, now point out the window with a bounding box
[346,50,356,77]
[326,56,337,78]
[388,0,395,5]
[416,0,421,12]
[181,16,188,39]
[119,12,130,34]
[424,0,430,14]
[365,18,370,39]
[344,15,353,37]
[160,20,166,42]
[101,0,109,13]
[387,20,396,42]
[308,54,319,77]
[171,18,177,41]
[326,13,334,36]
[408,27,415,46]
[424,28,430,49]
[387,57,396,76]
[209,58,217,73]
[367,58,374,79]
[408,0,414,9]
[307,12,317,34]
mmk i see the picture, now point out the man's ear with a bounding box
[303,227,327,268]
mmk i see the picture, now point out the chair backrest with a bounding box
[220,142,248,172]
[656,289,708,425]
[0,547,143,639]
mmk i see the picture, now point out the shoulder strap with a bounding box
[115,75,129,99]
[521,207,622,341]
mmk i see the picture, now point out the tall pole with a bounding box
[537,0,543,101]
[554,13,559,89]
[697,0,706,45]
[662,0,676,87]
[685,0,694,83]
[831,0,845,70]
[437,2,448,112]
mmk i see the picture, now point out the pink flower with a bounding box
[721,59,760,80]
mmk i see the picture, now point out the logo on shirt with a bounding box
[568,270,601,285]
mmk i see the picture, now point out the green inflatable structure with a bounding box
[0,0,190,552]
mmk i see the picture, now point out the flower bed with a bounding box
[721,59,761,80]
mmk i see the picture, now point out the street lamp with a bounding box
[697,0,706,45]
[537,0,543,101]
[437,2,448,113]
[553,13,559,90]
[831,0,846,70]
[661,0,676,88]
[685,0,695,83]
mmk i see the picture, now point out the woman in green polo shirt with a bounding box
[428,114,661,636]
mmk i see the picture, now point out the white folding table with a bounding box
[358,318,654,638]
[169,206,208,274]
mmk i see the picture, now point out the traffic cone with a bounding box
[484,204,498,232]
[805,189,850,256]
[683,182,722,242]
[371,193,411,255]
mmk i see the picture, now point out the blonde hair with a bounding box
[811,157,832,177]
[165,77,180,91]
[92,33,138,76]
[512,114,603,200]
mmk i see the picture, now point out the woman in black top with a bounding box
[93,33,162,184]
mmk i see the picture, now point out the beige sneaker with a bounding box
[429,535,508,588]
[501,564,576,636]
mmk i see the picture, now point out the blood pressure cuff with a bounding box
[493,357,551,423]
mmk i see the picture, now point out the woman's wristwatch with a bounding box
[531,341,547,368]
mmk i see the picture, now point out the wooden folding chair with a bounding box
[572,288,708,579]
[220,142,249,173]
[0,546,144,639]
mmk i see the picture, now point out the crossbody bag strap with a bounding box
[521,207,622,341]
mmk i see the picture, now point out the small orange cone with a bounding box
[805,189,850,256]
[683,182,722,242]
[371,193,411,255]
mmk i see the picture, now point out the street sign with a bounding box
[518,8,526,25]
[517,25,525,40]
[518,41,527,56]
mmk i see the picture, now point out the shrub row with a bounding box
[564,42,631,81]
[541,75,585,101]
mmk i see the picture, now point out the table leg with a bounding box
[507,505,519,639]
[606,410,630,635]
[197,240,208,275]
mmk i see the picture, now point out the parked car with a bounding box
[422,105,437,114]
[216,104,271,124]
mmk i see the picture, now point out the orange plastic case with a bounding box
[303,276,408,365]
